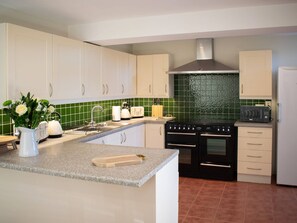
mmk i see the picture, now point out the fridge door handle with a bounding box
[277,103,281,122]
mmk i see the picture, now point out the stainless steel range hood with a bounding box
[168,39,239,74]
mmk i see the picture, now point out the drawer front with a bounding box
[238,137,272,151]
[238,127,272,138]
[238,161,272,176]
[238,149,272,163]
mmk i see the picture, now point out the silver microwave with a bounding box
[240,106,271,123]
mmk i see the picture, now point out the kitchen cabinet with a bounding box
[87,124,145,148]
[237,126,272,184]
[137,54,173,98]
[101,47,118,98]
[2,23,52,100]
[145,123,165,149]
[82,43,102,100]
[101,48,136,99]
[51,35,83,102]
[239,50,272,99]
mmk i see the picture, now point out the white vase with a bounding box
[18,127,39,157]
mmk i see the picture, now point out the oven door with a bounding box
[199,133,233,168]
[165,131,198,177]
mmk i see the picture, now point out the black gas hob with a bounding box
[165,118,237,181]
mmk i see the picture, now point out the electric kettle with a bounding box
[121,102,131,120]
[48,112,63,138]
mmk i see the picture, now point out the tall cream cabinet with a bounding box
[237,126,272,184]
[137,54,173,98]
[239,50,272,99]
[2,23,52,100]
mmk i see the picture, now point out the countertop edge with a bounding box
[235,121,273,128]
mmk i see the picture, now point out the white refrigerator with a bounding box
[277,67,297,186]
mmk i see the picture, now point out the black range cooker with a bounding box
[165,119,237,181]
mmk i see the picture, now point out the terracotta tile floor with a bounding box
[179,177,297,223]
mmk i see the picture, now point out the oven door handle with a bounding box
[167,143,196,148]
[167,132,196,136]
[200,163,231,168]
[200,133,231,138]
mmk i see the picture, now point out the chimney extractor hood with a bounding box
[168,39,239,74]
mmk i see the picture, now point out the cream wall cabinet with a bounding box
[118,52,136,97]
[237,127,272,184]
[101,47,119,98]
[0,24,7,108]
[51,35,83,102]
[239,50,272,99]
[145,123,165,149]
[137,54,173,98]
[2,24,52,101]
[82,43,102,100]
[101,48,136,99]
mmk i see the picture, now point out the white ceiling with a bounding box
[0,0,296,26]
[0,0,297,45]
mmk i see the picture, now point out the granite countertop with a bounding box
[235,120,273,128]
[0,117,178,187]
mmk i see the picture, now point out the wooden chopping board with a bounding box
[92,154,145,168]
[0,136,18,145]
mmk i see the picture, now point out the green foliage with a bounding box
[2,92,55,129]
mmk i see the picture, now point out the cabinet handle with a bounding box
[81,84,85,96]
[247,167,262,171]
[122,84,124,94]
[102,140,105,144]
[241,84,243,94]
[247,143,263,146]
[165,84,167,93]
[159,126,162,136]
[106,84,109,94]
[102,84,105,95]
[247,155,262,158]
[124,132,126,142]
[247,131,263,134]
[49,83,53,97]
[120,133,123,144]
[149,84,152,93]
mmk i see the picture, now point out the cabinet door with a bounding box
[239,50,272,99]
[83,43,101,99]
[123,125,145,147]
[101,47,119,98]
[117,51,130,96]
[52,35,83,101]
[137,55,153,96]
[123,54,137,97]
[152,54,170,97]
[7,24,53,99]
[145,123,165,149]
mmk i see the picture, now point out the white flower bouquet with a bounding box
[2,92,55,129]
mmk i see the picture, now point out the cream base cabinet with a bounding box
[145,123,165,149]
[82,43,101,100]
[137,54,173,98]
[237,127,272,184]
[239,50,272,99]
[87,125,145,148]
[51,35,84,102]
[3,23,53,100]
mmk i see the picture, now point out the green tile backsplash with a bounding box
[0,74,268,135]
